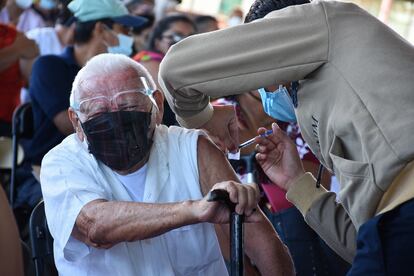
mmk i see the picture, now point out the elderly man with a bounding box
[40,53,294,276]
[14,0,146,211]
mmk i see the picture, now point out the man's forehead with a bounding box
[78,71,147,99]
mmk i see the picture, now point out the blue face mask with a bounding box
[258,85,297,123]
[107,33,134,56]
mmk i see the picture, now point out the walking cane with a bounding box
[208,189,244,276]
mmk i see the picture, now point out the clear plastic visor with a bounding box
[74,77,157,121]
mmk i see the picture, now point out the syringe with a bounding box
[238,129,273,149]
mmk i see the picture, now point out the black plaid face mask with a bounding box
[81,111,152,171]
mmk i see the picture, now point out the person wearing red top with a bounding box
[0,22,38,136]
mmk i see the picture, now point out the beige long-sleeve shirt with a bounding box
[159,1,414,263]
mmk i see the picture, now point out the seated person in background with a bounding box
[213,91,351,275]
[28,0,145,167]
[133,14,196,126]
[26,3,74,57]
[21,1,75,103]
[40,53,294,275]
[15,0,146,209]
[0,0,46,32]
[125,0,155,55]
[130,13,154,55]
[194,15,219,34]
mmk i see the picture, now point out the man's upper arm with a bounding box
[197,136,295,275]
[197,135,240,195]
[159,2,328,128]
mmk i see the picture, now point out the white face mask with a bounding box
[16,0,33,9]
[107,33,134,56]
[39,0,56,10]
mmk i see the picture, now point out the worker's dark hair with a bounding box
[74,18,114,44]
[245,0,310,23]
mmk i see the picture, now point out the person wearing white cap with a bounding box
[40,53,294,275]
[14,0,147,209]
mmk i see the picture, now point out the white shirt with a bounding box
[26,27,64,55]
[40,125,228,276]
[115,164,147,202]
[21,27,65,103]
[0,8,46,32]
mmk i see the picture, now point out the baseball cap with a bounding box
[68,0,147,27]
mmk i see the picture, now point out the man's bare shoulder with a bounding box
[197,134,239,195]
[197,134,225,157]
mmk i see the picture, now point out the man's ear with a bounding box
[68,108,84,141]
[94,22,117,46]
[93,21,105,36]
[153,90,164,125]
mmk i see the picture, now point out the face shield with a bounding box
[72,76,158,172]
[72,76,157,116]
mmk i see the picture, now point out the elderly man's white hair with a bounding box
[70,53,157,109]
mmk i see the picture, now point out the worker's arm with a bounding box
[198,135,295,276]
[256,123,356,263]
[158,2,328,129]
[286,174,357,263]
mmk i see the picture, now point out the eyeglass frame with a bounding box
[161,32,190,44]
[72,88,158,121]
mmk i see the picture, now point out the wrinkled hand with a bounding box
[255,123,305,191]
[201,105,239,153]
[194,181,261,224]
[14,32,39,59]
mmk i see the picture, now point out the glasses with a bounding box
[161,32,191,44]
[75,90,156,121]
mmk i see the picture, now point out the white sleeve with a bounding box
[169,126,205,183]
[40,142,109,262]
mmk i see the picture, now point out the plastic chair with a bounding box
[0,136,24,170]
[29,200,57,276]
[10,103,33,207]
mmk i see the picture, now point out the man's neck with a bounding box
[74,43,103,67]
[55,25,70,48]
[115,155,150,176]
